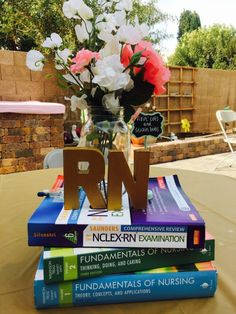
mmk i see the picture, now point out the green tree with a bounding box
[0,0,170,51]
[0,0,76,51]
[169,24,236,70]
[177,9,201,41]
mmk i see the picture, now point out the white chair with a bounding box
[43,149,64,168]
[215,110,236,169]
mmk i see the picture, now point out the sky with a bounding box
[156,0,236,57]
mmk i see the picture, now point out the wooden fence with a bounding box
[193,68,236,133]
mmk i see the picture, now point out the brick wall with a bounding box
[0,50,65,101]
[146,135,229,164]
[0,113,64,174]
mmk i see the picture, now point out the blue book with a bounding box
[28,175,205,249]
[34,255,217,309]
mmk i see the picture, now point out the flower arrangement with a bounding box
[26,0,170,150]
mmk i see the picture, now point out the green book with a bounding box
[43,232,214,284]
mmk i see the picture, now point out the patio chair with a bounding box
[43,149,63,168]
[215,110,236,169]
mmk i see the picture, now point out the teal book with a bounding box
[34,256,217,309]
[43,232,215,284]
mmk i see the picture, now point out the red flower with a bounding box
[121,44,133,68]
[121,41,170,95]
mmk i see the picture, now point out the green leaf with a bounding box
[86,131,100,142]
[131,51,142,65]
[44,73,54,79]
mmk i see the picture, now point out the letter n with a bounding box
[107,150,150,210]
[64,148,106,210]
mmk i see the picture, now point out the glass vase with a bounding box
[79,106,130,164]
[77,106,131,197]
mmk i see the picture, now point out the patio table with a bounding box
[0,166,236,313]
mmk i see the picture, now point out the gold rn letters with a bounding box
[63,148,150,211]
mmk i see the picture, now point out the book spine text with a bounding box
[44,238,214,283]
[35,269,217,308]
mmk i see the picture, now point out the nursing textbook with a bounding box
[28,175,205,249]
[34,255,217,309]
[43,233,215,283]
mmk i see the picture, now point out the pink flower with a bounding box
[121,41,170,95]
[70,49,100,74]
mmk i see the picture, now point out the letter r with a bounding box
[64,148,106,210]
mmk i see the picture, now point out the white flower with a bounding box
[55,49,71,70]
[63,74,80,86]
[95,13,118,33]
[42,33,62,49]
[104,1,113,9]
[63,0,77,18]
[75,21,92,43]
[102,93,120,115]
[96,20,115,34]
[105,13,119,28]
[79,69,91,83]
[26,50,45,71]
[95,14,105,25]
[125,78,134,91]
[91,87,97,97]
[78,0,94,20]
[99,35,121,57]
[92,55,130,92]
[97,12,126,43]
[63,0,93,20]
[70,94,88,111]
[113,10,126,27]
[117,25,143,45]
[139,23,149,38]
[98,30,114,43]
[115,0,133,12]
[134,16,149,38]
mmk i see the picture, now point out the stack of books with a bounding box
[28,175,217,309]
